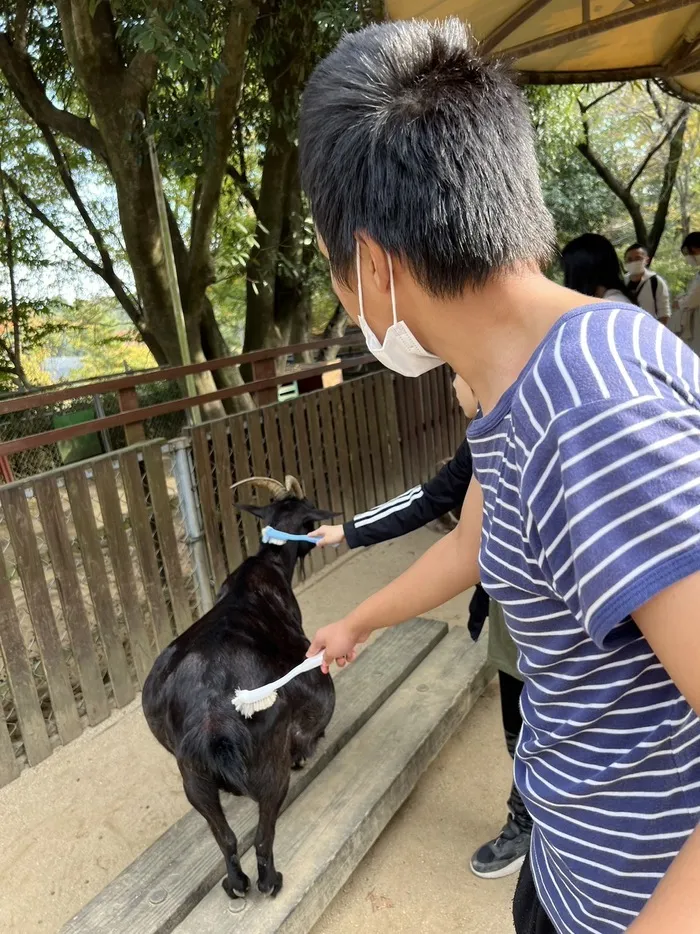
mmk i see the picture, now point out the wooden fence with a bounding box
[0,367,464,786]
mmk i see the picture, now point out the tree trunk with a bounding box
[0,167,30,389]
[243,111,296,353]
[317,304,349,362]
[577,99,690,259]
[648,109,689,255]
[200,300,254,412]
[274,148,313,348]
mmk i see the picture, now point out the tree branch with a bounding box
[577,103,649,246]
[648,106,689,254]
[580,82,625,113]
[11,0,32,52]
[0,169,142,325]
[226,163,259,213]
[0,164,22,373]
[38,123,114,267]
[188,0,259,306]
[56,0,122,77]
[3,171,104,274]
[126,48,159,96]
[645,80,666,123]
[0,32,106,160]
[627,108,686,191]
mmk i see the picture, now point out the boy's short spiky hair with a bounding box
[299,17,555,297]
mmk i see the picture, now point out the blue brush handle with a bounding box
[262,526,319,545]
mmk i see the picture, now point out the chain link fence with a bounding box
[1,379,188,481]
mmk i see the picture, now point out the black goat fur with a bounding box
[142,494,336,899]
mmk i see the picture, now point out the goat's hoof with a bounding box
[222,873,250,899]
[292,757,307,770]
[258,872,283,897]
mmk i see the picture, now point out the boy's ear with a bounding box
[236,503,269,520]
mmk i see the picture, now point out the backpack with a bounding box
[630,274,659,315]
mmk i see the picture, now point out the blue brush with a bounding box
[261,526,319,547]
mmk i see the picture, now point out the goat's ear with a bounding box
[307,508,341,522]
[235,503,269,520]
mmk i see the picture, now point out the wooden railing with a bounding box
[0,335,372,469]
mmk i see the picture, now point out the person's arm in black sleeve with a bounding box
[344,437,472,548]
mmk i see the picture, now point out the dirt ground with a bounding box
[0,528,515,934]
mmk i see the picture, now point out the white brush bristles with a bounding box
[232,688,279,718]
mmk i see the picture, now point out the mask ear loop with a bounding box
[355,241,365,322]
[387,252,398,325]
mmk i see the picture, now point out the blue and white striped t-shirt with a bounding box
[468,303,700,934]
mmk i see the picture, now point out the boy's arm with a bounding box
[308,479,483,670]
[627,572,700,933]
[342,438,472,548]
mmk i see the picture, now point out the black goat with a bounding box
[142,475,336,899]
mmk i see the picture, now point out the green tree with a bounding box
[527,83,699,261]
[0,157,66,391]
[0,0,381,399]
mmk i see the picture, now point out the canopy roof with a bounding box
[385,0,700,101]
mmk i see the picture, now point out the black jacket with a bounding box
[344,437,472,548]
[343,437,488,639]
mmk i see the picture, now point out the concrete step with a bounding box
[174,628,490,934]
[60,618,449,934]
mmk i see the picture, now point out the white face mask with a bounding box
[684,254,700,268]
[355,244,443,378]
[625,260,645,276]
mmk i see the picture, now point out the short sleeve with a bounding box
[522,390,700,648]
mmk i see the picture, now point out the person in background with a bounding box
[312,375,532,880]
[561,233,636,304]
[624,243,671,325]
[680,232,700,356]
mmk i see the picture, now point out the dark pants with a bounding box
[499,670,532,833]
[513,856,557,934]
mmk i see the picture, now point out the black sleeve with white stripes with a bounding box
[344,437,472,548]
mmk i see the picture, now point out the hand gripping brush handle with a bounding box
[232,652,325,718]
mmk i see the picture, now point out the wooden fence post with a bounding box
[118,387,146,445]
[251,356,278,407]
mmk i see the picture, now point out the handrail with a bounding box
[0,334,366,416]
[0,354,376,458]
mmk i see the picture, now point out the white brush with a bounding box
[232,652,325,718]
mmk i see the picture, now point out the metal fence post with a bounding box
[171,438,213,614]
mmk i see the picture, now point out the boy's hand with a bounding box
[310,524,345,547]
[307,619,366,673]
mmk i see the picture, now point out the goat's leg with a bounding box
[255,776,289,897]
[180,766,250,899]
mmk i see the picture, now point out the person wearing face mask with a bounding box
[300,20,700,934]
[624,243,671,325]
[310,376,532,880]
[680,232,700,355]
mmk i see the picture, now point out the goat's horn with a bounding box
[284,475,304,499]
[231,476,286,498]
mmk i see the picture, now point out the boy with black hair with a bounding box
[299,18,700,934]
[623,242,671,324]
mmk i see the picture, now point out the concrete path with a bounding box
[0,528,515,934]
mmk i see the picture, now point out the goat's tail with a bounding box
[176,715,252,789]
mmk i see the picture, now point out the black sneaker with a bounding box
[470,818,531,879]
